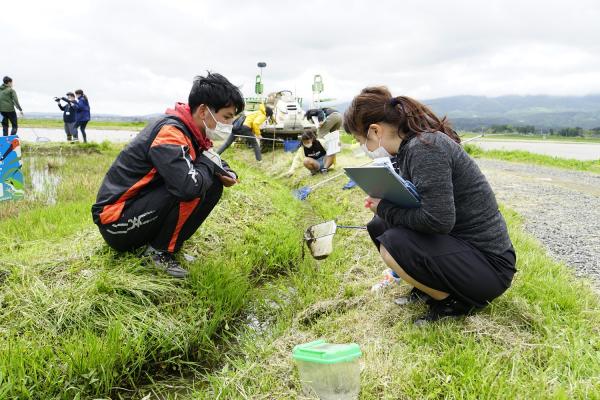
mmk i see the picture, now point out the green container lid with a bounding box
[292,340,362,364]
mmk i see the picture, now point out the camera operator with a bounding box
[55,92,79,142]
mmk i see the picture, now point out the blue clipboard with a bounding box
[343,165,420,208]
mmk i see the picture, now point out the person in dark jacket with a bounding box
[74,89,91,143]
[55,92,78,141]
[0,76,24,136]
[344,87,516,325]
[92,73,243,278]
[217,103,273,161]
[305,107,342,138]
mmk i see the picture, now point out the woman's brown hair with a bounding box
[343,86,460,144]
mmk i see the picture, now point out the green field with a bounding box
[463,144,600,174]
[20,118,147,131]
[0,144,598,399]
[459,132,600,143]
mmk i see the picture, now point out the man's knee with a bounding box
[204,181,224,206]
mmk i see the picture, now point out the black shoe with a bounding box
[144,246,189,278]
[414,295,475,326]
[394,287,432,306]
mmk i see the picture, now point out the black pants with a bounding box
[75,120,89,142]
[1,111,18,136]
[97,182,223,253]
[367,216,515,307]
[217,125,261,161]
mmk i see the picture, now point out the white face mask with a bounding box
[361,130,392,159]
[204,108,233,140]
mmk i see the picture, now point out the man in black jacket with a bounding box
[55,92,78,141]
[92,73,244,278]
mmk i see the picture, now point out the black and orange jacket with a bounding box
[91,116,217,226]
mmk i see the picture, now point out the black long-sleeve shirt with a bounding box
[376,131,512,256]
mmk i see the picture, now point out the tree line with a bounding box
[488,124,600,137]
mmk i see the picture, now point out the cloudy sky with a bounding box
[3,0,600,115]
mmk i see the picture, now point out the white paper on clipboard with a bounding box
[323,130,341,156]
[202,149,236,179]
[311,116,320,130]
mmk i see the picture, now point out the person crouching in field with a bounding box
[92,73,242,278]
[301,132,334,175]
[344,87,516,324]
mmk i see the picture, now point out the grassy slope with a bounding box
[0,143,310,399]
[1,143,599,399]
[189,147,600,399]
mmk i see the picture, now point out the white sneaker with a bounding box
[371,268,401,294]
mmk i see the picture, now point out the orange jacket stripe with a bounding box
[151,125,196,159]
[99,168,157,224]
[168,198,201,252]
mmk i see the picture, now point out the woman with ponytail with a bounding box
[344,87,516,324]
[74,89,91,143]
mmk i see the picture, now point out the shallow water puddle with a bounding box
[28,157,64,205]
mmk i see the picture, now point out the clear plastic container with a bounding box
[292,340,362,399]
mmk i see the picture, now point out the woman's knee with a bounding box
[379,245,396,266]
[367,216,387,242]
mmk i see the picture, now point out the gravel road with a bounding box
[476,159,600,289]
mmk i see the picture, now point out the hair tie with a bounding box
[389,97,400,107]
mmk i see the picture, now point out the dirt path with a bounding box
[476,159,600,288]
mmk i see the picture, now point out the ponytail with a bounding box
[388,96,460,144]
[344,87,460,144]
[75,89,88,103]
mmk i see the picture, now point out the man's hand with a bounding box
[218,174,237,187]
[19,111,24,118]
[365,196,381,213]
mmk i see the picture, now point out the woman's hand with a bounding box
[218,174,238,187]
[364,196,381,213]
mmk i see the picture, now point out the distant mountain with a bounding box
[31,95,600,131]
[332,95,600,130]
[423,95,600,130]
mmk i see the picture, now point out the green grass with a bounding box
[1,144,599,399]
[464,143,600,174]
[460,132,600,143]
[0,143,311,398]
[187,149,600,399]
[20,118,147,131]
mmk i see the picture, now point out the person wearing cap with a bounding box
[0,76,24,136]
[55,92,79,141]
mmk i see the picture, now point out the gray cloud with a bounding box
[3,0,600,115]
